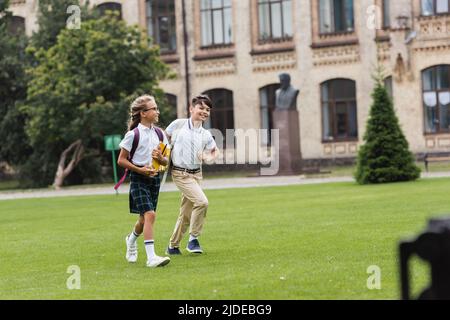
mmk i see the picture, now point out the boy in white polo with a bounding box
[165,95,218,254]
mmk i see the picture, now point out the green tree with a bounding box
[355,73,420,184]
[23,12,169,188]
[0,0,31,165]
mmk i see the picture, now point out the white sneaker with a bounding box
[146,255,171,268]
[125,235,138,263]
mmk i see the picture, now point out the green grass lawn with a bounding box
[1,178,449,300]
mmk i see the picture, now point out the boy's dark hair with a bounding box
[192,94,213,108]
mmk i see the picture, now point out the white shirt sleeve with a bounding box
[204,131,217,151]
[119,130,135,152]
[166,119,184,136]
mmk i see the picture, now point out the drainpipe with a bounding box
[182,0,191,116]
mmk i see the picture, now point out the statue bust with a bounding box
[275,73,299,110]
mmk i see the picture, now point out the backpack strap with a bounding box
[129,127,140,161]
[154,126,164,142]
[114,127,140,190]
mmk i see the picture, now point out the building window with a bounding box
[202,89,234,137]
[422,65,450,134]
[382,0,390,28]
[163,93,178,125]
[421,0,450,15]
[146,0,177,53]
[7,16,25,35]
[96,2,122,19]
[257,0,293,42]
[319,0,354,34]
[321,79,358,141]
[259,84,280,145]
[384,76,393,99]
[200,0,233,47]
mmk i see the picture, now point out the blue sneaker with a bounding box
[186,239,203,254]
[166,246,182,255]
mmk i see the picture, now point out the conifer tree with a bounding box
[355,70,420,184]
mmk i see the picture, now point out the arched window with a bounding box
[7,16,25,35]
[202,89,234,137]
[321,79,358,141]
[96,2,122,19]
[146,0,177,53]
[422,65,450,133]
[163,93,178,125]
[259,83,280,145]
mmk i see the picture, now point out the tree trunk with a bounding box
[53,139,84,189]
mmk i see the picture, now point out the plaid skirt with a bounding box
[129,171,161,215]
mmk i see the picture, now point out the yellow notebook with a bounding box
[152,143,171,172]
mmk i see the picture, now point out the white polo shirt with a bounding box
[166,118,216,170]
[119,123,169,166]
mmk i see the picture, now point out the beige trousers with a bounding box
[169,170,209,248]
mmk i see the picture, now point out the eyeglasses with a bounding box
[143,107,159,112]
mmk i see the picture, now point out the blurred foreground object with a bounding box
[400,216,450,300]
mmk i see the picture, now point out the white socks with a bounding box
[128,231,140,244]
[189,234,198,242]
[144,240,155,261]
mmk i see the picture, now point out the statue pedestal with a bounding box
[273,109,302,175]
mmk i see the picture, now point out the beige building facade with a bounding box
[9,0,450,164]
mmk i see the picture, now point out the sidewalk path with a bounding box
[1,171,450,201]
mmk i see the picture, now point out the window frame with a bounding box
[382,0,391,29]
[200,0,233,48]
[257,0,293,43]
[7,15,26,35]
[259,83,281,146]
[321,79,358,142]
[162,93,178,126]
[384,76,393,100]
[146,0,177,54]
[422,65,450,134]
[96,2,122,19]
[318,0,355,36]
[202,89,235,139]
[420,0,450,16]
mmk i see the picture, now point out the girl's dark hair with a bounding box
[192,94,213,108]
[127,95,155,131]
